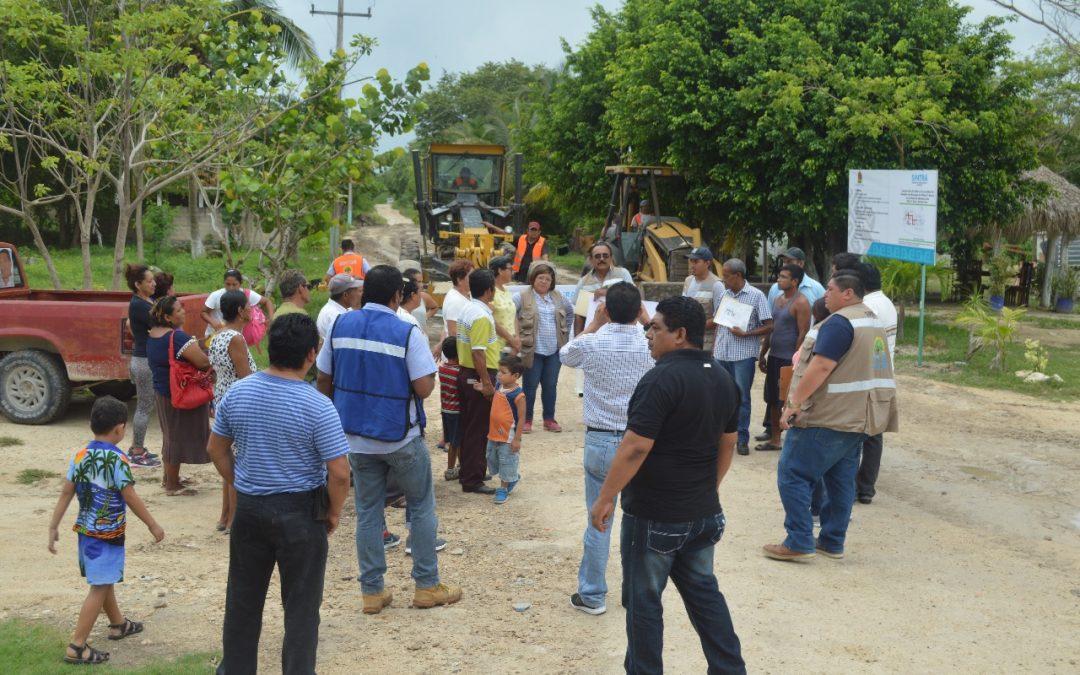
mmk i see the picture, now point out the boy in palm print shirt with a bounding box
[47,396,165,665]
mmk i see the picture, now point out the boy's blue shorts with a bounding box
[78,534,125,585]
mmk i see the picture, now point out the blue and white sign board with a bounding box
[848,170,938,265]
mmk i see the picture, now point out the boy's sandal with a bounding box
[107,618,144,641]
[64,643,110,664]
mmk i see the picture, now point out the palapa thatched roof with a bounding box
[1002,166,1080,241]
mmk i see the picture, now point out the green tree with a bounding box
[532,0,1042,265]
[519,6,621,231]
[226,0,316,67]
[220,39,428,290]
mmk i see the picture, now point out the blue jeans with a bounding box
[777,426,867,553]
[718,358,756,445]
[621,512,745,675]
[348,437,439,594]
[577,430,622,608]
[485,440,520,483]
[524,351,561,422]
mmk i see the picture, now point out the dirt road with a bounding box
[3,216,1078,672]
[362,205,581,284]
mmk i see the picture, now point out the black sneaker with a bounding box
[857,495,873,505]
[737,443,750,456]
[463,484,496,495]
[383,531,401,550]
[570,593,606,616]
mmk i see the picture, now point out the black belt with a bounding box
[587,427,624,434]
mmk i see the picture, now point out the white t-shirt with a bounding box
[316,299,350,341]
[442,288,470,335]
[862,291,898,360]
[204,287,262,337]
[397,306,421,327]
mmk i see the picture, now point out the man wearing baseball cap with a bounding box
[683,246,722,352]
[766,247,825,306]
[317,274,363,341]
[512,221,549,283]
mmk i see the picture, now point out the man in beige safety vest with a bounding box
[763,268,898,562]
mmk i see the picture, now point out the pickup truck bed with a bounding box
[0,242,208,424]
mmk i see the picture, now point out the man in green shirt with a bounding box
[275,270,311,320]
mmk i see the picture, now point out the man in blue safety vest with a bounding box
[316,265,462,614]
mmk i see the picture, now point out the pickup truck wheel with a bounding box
[0,350,72,425]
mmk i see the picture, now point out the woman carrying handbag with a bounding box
[147,296,214,496]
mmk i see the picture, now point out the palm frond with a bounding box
[226,0,317,67]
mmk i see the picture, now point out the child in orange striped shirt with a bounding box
[485,355,526,505]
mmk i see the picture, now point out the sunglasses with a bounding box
[593,253,611,260]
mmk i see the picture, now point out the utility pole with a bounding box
[310,1,372,260]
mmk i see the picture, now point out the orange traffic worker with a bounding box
[512,221,549,283]
[322,239,370,285]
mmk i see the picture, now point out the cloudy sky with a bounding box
[280,0,1056,149]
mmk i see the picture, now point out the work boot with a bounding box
[762,543,815,562]
[413,583,463,609]
[362,589,393,615]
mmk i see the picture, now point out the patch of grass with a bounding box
[898,314,1080,401]
[551,251,586,273]
[1022,315,1080,330]
[16,469,59,485]
[0,435,24,448]
[0,619,217,673]
[21,244,332,297]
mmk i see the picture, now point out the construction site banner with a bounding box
[848,170,938,265]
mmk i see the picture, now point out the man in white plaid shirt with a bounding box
[711,259,773,455]
[560,281,653,615]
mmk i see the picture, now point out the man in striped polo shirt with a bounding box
[208,313,351,674]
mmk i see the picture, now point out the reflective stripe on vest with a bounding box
[827,378,897,394]
[331,337,406,358]
[513,235,545,272]
[329,308,424,441]
[333,253,365,278]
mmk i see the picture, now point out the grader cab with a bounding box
[410,144,524,279]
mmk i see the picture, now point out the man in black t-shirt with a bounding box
[591,296,745,674]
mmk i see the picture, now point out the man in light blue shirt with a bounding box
[316,265,462,615]
[712,259,773,455]
[767,247,825,306]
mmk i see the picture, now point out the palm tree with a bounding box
[226,0,317,67]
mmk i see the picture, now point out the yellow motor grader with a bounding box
[409,144,524,280]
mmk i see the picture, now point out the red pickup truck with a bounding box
[0,243,208,424]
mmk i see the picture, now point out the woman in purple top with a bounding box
[146,296,212,497]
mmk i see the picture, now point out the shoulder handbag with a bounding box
[168,330,214,410]
[241,289,267,346]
